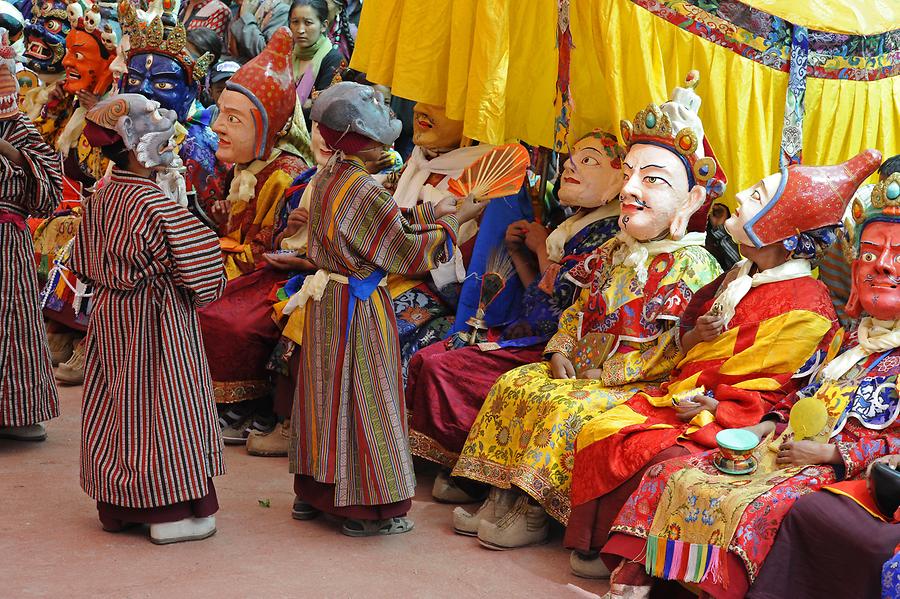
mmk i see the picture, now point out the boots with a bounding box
[570,550,611,579]
[0,423,47,442]
[149,516,217,545]
[46,331,76,366]
[246,419,290,456]
[432,470,481,503]
[55,337,85,385]
[451,486,516,536]
[476,495,549,550]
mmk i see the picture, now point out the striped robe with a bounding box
[69,169,226,508]
[290,158,458,507]
[0,114,63,426]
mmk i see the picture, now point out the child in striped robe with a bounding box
[69,94,227,545]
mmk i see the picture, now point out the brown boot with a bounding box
[55,337,85,385]
[46,331,76,366]
[246,419,290,457]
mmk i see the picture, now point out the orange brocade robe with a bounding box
[570,273,841,506]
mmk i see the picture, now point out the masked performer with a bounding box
[571,151,880,587]
[72,93,225,545]
[744,175,900,599]
[405,130,624,503]
[118,0,226,217]
[198,28,307,442]
[288,81,485,536]
[0,28,63,442]
[450,73,724,549]
[29,0,118,385]
[389,102,531,382]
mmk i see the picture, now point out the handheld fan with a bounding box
[446,249,516,349]
[448,144,530,201]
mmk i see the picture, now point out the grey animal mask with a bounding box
[310,81,401,145]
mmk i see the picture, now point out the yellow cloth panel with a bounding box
[576,403,676,446]
[739,0,900,35]
[718,311,833,376]
[571,0,786,202]
[804,76,900,180]
[351,0,407,89]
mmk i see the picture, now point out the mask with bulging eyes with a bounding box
[113,94,178,169]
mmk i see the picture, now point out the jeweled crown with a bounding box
[118,0,211,83]
[851,173,900,250]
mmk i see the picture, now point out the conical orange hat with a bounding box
[225,27,296,160]
[744,149,883,247]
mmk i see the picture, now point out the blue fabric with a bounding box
[449,187,533,334]
[883,552,900,599]
[346,269,387,339]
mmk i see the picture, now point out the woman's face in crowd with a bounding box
[290,5,325,49]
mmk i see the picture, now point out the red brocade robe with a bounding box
[70,170,226,508]
[570,272,840,507]
[0,114,63,426]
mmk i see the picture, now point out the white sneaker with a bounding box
[476,495,549,550]
[0,423,47,442]
[603,584,651,599]
[452,487,517,536]
[149,516,217,545]
[432,471,480,503]
[570,550,611,579]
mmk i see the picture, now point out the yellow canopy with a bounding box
[739,0,900,35]
[352,0,899,204]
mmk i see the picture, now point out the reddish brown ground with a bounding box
[2,383,610,598]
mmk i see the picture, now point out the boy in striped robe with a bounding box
[70,93,226,545]
[0,29,64,442]
[285,82,486,536]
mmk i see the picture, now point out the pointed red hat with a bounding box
[225,27,296,160]
[743,149,883,247]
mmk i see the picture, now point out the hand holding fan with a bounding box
[448,144,530,202]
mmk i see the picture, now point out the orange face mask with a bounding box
[61,30,114,95]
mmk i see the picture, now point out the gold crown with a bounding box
[119,0,212,83]
[869,172,900,211]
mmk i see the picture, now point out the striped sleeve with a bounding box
[149,196,226,307]
[343,185,459,276]
[0,115,63,217]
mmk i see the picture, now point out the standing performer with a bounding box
[0,28,63,442]
[71,93,226,544]
[287,81,484,536]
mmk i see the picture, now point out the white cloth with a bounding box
[820,318,900,382]
[707,258,812,328]
[224,150,280,231]
[280,174,316,253]
[611,231,707,285]
[282,269,386,315]
[392,144,493,288]
[545,202,619,263]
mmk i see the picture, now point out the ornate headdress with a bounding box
[118,0,211,84]
[743,149,882,248]
[620,70,727,233]
[850,171,900,251]
[65,0,118,54]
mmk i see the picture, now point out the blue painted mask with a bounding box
[123,52,196,123]
[24,0,71,75]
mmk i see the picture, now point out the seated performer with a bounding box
[198,28,308,443]
[29,0,117,385]
[0,29,64,442]
[450,72,725,549]
[389,101,531,382]
[405,129,625,502]
[572,150,881,589]
[288,81,485,537]
[72,94,226,544]
[746,174,900,599]
[118,0,228,218]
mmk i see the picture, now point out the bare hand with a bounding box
[76,90,100,110]
[504,220,529,252]
[776,440,840,466]
[580,368,603,380]
[549,353,575,380]
[692,314,726,342]
[263,253,314,272]
[364,151,395,174]
[210,200,231,225]
[523,222,549,253]
[455,194,488,224]
[47,81,66,103]
[284,207,309,237]
[675,394,719,422]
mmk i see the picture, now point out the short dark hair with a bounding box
[710,202,731,218]
[99,139,130,170]
[290,0,330,26]
[880,154,900,179]
[186,28,223,65]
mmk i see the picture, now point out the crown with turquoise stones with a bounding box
[118,0,211,83]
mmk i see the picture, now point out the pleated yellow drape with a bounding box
[739,0,900,35]
[352,0,898,205]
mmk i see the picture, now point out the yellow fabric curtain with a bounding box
[739,0,900,35]
[352,0,899,205]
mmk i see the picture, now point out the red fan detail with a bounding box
[448,144,530,201]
